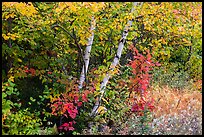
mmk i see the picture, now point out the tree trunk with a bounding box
[78,17,96,90]
[90,2,141,117]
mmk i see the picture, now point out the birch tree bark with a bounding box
[78,17,96,90]
[90,2,141,117]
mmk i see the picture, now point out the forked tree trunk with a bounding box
[78,17,96,90]
[90,2,141,117]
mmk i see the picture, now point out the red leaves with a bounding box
[23,66,36,76]
[128,45,159,115]
[50,84,93,132]
[59,102,78,119]
[59,121,76,131]
[24,69,29,73]
[48,71,52,75]
[155,62,161,66]
[172,9,180,14]
[74,95,79,104]
[69,109,78,119]
[82,94,88,102]
[29,68,36,76]
[77,101,82,107]
[131,97,155,116]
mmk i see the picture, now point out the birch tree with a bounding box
[78,17,96,90]
[90,2,142,117]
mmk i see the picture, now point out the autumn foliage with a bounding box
[2,2,202,135]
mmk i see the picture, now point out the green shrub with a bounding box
[151,63,192,89]
[2,80,43,135]
[3,108,42,135]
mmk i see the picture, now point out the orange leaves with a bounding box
[192,79,202,91]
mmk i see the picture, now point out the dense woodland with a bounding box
[2,2,202,135]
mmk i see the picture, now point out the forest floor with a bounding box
[80,85,202,135]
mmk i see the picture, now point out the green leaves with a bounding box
[30,97,36,102]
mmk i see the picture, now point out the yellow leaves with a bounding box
[115,3,121,9]
[79,39,88,46]
[10,34,18,40]
[58,2,67,9]
[177,26,189,36]
[64,2,72,7]
[49,95,56,103]
[92,6,98,13]
[2,33,19,41]
[4,12,16,19]
[152,39,162,48]
[161,38,167,45]
[192,28,201,39]
[182,38,191,45]
[8,75,15,82]
[56,2,77,12]
[59,16,65,22]
[2,2,37,18]
[98,2,106,9]
[140,3,202,46]
[55,8,61,13]
[2,34,9,41]
[2,114,7,124]
[182,38,188,43]
[56,2,68,13]
[70,5,77,12]
[82,2,105,13]
[102,97,109,105]
[82,2,89,7]
[13,2,37,17]
[94,91,101,98]
[96,106,107,115]
[117,25,122,30]
[127,13,134,20]
[95,83,101,92]
[2,2,18,8]
[145,24,152,31]
[104,28,110,34]
[44,20,51,25]
[99,36,103,41]
[110,65,120,76]
[17,58,23,63]
[141,3,158,16]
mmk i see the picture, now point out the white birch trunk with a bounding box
[78,17,95,90]
[90,2,140,117]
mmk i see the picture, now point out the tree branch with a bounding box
[51,24,85,79]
